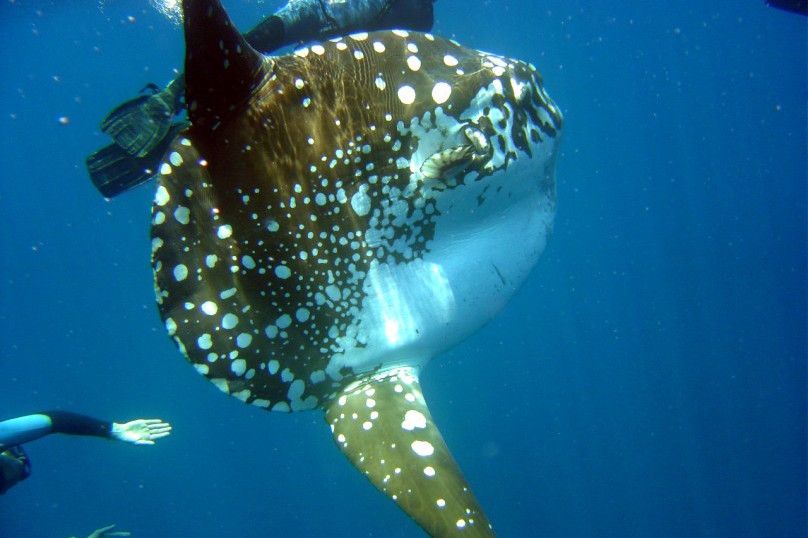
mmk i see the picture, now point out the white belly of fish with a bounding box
[325,150,556,378]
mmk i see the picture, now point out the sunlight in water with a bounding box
[150,0,183,25]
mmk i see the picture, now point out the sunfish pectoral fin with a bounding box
[325,367,495,537]
[420,145,475,181]
[419,124,493,181]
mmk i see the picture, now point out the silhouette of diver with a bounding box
[86,0,435,198]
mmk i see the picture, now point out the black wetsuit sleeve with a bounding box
[378,0,434,32]
[245,15,287,53]
[40,411,113,439]
[244,0,435,54]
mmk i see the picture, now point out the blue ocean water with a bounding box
[0,1,805,536]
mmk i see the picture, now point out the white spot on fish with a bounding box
[220,288,237,300]
[231,358,247,376]
[372,41,385,53]
[276,314,292,329]
[200,301,218,315]
[173,264,188,281]
[397,85,416,105]
[236,333,252,348]
[242,255,256,269]
[296,307,310,322]
[424,466,436,477]
[353,50,365,60]
[205,254,218,268]
[311,44,325,55]
[375,76,386,91]
[169,151,183,166]
[406,55,421,71]
[350,188,371,216]
[401,410,427,431]
[197,333,212,350]
[431,82,452,104]
[443,54,458,67]
[325,285,340,301]
[310,370,326,383]
[221,313,238,329]
[411,440,434,457]
[155,185,170,206]
[217,224,233,239]
[275,265,292,279]
[174,206,190,224]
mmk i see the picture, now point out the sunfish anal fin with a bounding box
[326,367,495,537]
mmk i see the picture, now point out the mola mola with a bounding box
[150,0,562,535]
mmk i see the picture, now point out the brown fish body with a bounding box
[150,1,562,534]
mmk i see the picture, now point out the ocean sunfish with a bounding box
[150,0,562,535]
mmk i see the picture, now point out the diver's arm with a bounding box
[0,412,171,449]
[264,0,391,46]
[245,0,435,53]
[0,414,53,449]
[45,410,114,438]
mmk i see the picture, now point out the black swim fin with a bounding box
[86,121,187,199]
[100,78,185,158]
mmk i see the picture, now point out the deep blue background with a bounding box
[1,1,805,536]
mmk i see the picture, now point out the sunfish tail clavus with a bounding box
[148,0,563,535]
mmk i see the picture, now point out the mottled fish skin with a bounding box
[152,29,561,412]
[148,0,562,535]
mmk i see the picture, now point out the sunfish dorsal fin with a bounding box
[182,0,270,132]
[326,368,494,537]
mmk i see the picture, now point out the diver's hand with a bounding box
[110,419,172,445]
